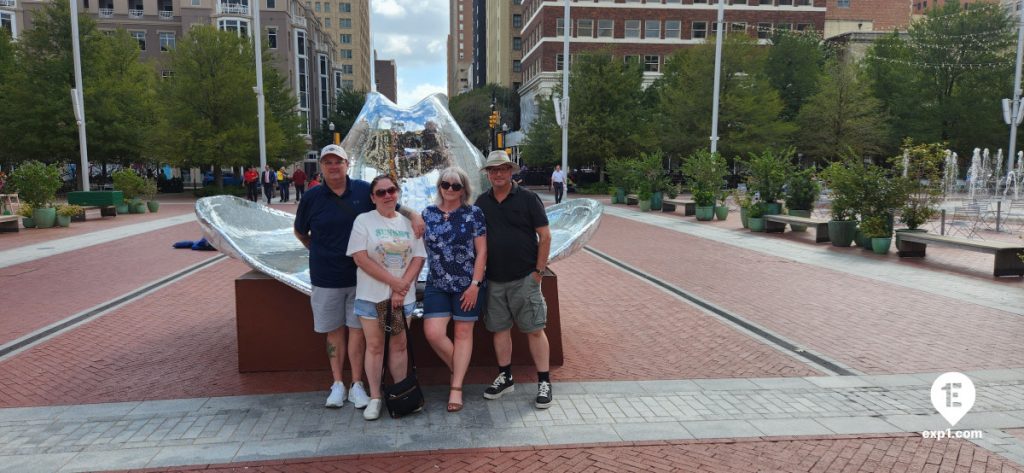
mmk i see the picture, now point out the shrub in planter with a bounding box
[10,161,61,228]
[141,179,160,212]
[784,168,820,232]
[733,189,752,228]
[606,157,636,204]
[112,169,146,203]
[860,215,892,255]
[743,148,793,206]
[821,160,860,247]
[18,202,35,228]
[748,202,766,232]
[56,204,83,228]
[693,190,715,221]
[683,149,728,212]
[892,139,944,230]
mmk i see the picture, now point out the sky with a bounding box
[370,0,449,107]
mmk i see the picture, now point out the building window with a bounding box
[665,20,680,39]
[796,0,811,4]
[513,37,521,50]
[776,23,792,31]
[160,69,174,78]
[577,19,593,37]
[598,19,613,38]
[339,2,350,12]
[757,22,771,39]
[665,0,680,3]
[837,0,850,6]
[342,64,353,74]
[314,2,320,11]
[340,33,351,43]
[342,79,353,88]
[692,21,707,39]
[778,0,793,5]
[218,19,249,37]
[512,14,522,28]
[323,2,329,11]
[295,30,309,134]
[267,0,275,8]
[334,71,342,93]
[319,54,329,123]
[340,18,351,28]
[159,32,175,51]
[555,53,564,71]
[191,0,200,5]
[130,31,146,50]
[625,20,640,38]
[340,48,352,58]
[623,55,640,64]
[644,55,659,72]
[796,23,810,31]
[556,18,564,36]
[268,27,277,48]
[324,18,331,28]
[731,22,746,33]
[761,0,773,4]
[0,12,14,37]
[513,59,521,72]
[693,0,707,3]
[645,20,660,39]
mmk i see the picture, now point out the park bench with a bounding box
[626,194,639,205]
[0,214,19,232]
[67,191,122,220]
[763,214,830,243]
[71,205,116,222]
[662,198,696,216]
[895,232,1024,277]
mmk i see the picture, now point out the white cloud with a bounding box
[379,35,413,57]
[374,0,405,17]
[372,0,449,106]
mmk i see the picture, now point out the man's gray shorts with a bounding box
[484,273,547,333]
[310,286,360,333]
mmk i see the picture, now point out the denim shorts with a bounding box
[353,299,417,320]
[422,284,486,322]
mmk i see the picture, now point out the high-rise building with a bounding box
[485,0,524,91]
[825,0,912,38]
[5,0,342,157]
[517,0,826,131]
[471,0,486,88]
[306,0,371,92]
[447,0,473,97]
[374,53,397,103]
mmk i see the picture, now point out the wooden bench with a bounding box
[895,232,1024,277]
[0,214,19,232]
[662,198,696,216]
[763,214,830,243]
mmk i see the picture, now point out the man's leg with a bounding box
[492,329,513,367]
[483,281,515,400]
[326,328,347,383]
[526,329,550,373]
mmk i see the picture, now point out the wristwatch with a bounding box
[471,279,482,287]
[533,268,544,276]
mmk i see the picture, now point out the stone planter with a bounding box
[32,207,57,229]
[638,199,652,212]
[147,201,160,213]
[763,202,782,215]
[651,192,663,211]
[56,214,71,227]
[871,237,892,255]
[129,200,147,214]
[714,205,729,220]
[748,217,765,232]
[787,209,811,232]
[695,205,715,221]
[740,207,749,228]
[22,217,36,228]
[827,220,857,247]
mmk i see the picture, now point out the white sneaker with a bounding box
[325,382,346,408]
[348,382,370,409]
[363,398,382,420]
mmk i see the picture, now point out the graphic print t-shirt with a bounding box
[346,210,427,305]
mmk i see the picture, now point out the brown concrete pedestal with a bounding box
[234,270,563,373]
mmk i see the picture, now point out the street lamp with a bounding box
[329,121,339,145]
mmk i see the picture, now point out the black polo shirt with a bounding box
[474,185,549,283]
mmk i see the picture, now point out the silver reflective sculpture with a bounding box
[197,92,602,295]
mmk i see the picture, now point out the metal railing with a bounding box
[217,2,250,15]
[99,7,114,17]
[158,10,173,19]
[128,8,144,18]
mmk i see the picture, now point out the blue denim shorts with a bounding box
[422,284,486,322]
[354,299,417,320]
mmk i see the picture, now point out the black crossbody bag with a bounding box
[380,302,425,418]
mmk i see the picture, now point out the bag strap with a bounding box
[380,300,417,392]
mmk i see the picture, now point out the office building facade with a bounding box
[447,0,473,97]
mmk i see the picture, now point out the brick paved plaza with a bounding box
[0,192,1022,472]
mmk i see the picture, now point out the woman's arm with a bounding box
[351,250,409,295]
[460,234,487,310]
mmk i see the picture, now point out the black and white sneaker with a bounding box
[535,381,552,409]
[483,372,515,400]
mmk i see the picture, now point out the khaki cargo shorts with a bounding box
[483,273,547,333]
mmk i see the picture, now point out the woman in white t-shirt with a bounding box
[347,175,427,421]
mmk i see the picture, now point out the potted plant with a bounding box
[747,201,766,232]
[860,215,892,255]
[744,148,792,216]
[734,189,752,229]
[9,160,62,229]
[856,166,909,249]
[783,168,819,232]
[55,204,83,228]
[893,140,944,234]
[113,169,147,214]
[142,178,160,212]
[606,157,632,204]
[682,150,728,222]
[636,151,670,211]
[18,202,35,228]
[821,160,860,247]
[715,192,729,220]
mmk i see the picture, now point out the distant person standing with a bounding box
[550,164,565,204]
[278,167,290,203]
[243,167,259,202]
[261,165,277,204]
[292,167,307,202]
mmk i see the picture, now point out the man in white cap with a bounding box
[474,150,554,409]
[294,144,425,413]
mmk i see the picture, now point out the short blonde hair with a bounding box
[435,167,472,206]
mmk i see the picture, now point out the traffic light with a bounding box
[496,132,504,149]
[488,111,499,129]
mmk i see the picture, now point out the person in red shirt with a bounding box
[292,168,307,202]
[308,173,321,189]
[243,167,259,202]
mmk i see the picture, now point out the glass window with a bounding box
[644,55,659,72]
[796,23,810,31]
[340,48,352,58]
[598,19,613,37]
[342,64,353,74]
[624,20,640,38]
[837,0,850,6]
[665,20,680,39]
[513,60,521,72]
[324,18,330,28]
[191,0,200,5]
[513,14,522,28]
[757,22,771,39]
[645,20,659,39]
[796,0,811,4]
[513,37,521,50]
[623,55,640,64]
[776,23,792,31]
[268,27,277,48]
[665,0,680,3]
[556,18,564,36]
[131,31,146,50]
[693,0,707,3]
[340,33,351,43]
[314,2,320,11]
[267,0,275,8]
[761,0,773,4]
[323,2,329,11]
[159,32,175,51]
[577,19,593,37]
[340,18,351,28]
[160,70,173,78]
[218,19,249,36]
[731,22,746,33]
[556,53,564,71]
[0,12,13,35]
[692,21,707,39]
[340,2,350,12]
[778,0,793,4]
[342,79,353,88]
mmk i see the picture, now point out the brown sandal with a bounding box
[447,386,464,413]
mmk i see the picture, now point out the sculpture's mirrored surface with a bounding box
[196,93,602,295]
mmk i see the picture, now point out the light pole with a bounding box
[329,122,339,145]
[253,0,268,171]
[709,0,726,154]
[560,0,570,177]
[69,0,90,191]
[1007,0,1024,174]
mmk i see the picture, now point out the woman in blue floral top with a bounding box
[421,166,487,413]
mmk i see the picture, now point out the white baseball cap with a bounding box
[319,144,348,161]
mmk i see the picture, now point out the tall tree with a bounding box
[655,35,795,165]
[522,50,655,174]
[765,30,826,120]
[155,26,303,186]
[312,88,367,149]
[449,84,519,153]
[864,2,1014,153]
[796,60,890,163]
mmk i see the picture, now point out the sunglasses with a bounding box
[373,186,398,198]
[439,181,464,191]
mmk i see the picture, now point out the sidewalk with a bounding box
[0,193,1022,472]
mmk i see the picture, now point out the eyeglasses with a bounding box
[439,181,464,191]
[373,187,398,197]
[486,166,513,174]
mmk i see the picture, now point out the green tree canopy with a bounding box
[449,83,519,153]
[765,30,827,121]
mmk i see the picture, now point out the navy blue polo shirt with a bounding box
[474,185,549,283]
[294,177,373,288]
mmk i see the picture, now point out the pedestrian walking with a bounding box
[261,165,277,204]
